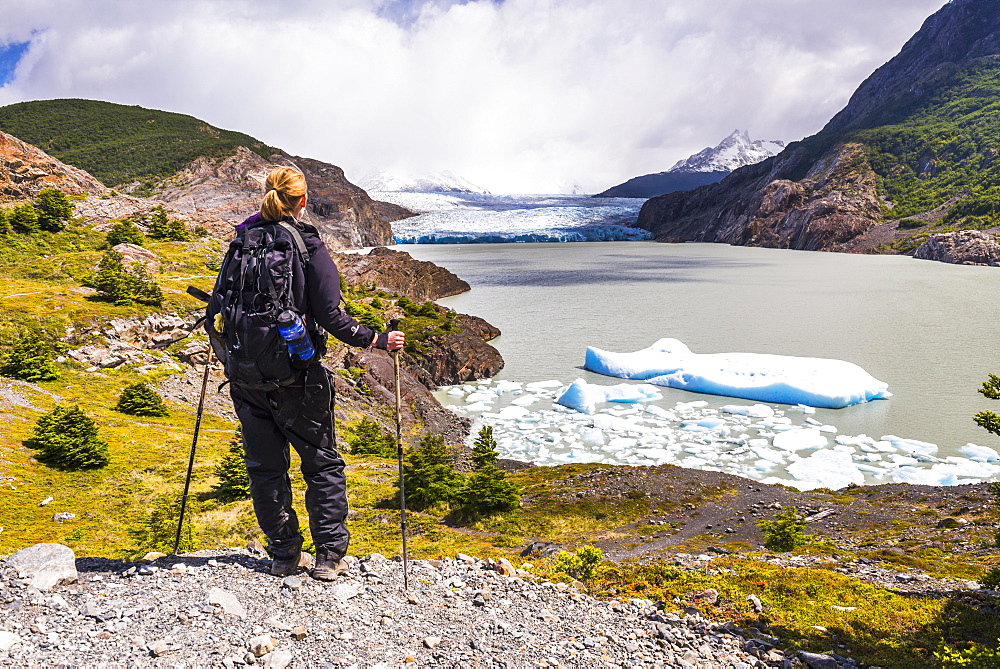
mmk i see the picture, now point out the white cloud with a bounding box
[0,0,947,193]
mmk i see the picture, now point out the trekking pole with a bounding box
[173,344,214,556]
[388,318,409,590]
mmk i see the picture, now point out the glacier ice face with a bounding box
[584,338,891,409]
[380,192,651,244]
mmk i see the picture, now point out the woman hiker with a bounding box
[207,166,403,580]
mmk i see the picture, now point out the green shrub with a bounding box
[133,493,196,553]
[115,382,170,417]
[980,566,1000,590]
[403,435,464,511]
[347,417,397,458]
[0,328,62,382]
[213,429,250,501]
[147,204,191,241]
[8,203,39,233]
[27,405,110,470]
[344,299,384,331]
[552,545,603,580]
[106,219,145,247]
[936,642,1000,668]
[84,248,163,306]
[33,188,73,232]
[0,208,9,234]
[757,506,823,552]
[898,218,924,230]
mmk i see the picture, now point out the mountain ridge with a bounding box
[597,130,784,198]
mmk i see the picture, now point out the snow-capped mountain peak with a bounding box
[668,130,785,174]
[358,170,491,194]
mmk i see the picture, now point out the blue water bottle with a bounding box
[277,310,315,361]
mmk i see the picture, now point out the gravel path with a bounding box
[0,547,792,669]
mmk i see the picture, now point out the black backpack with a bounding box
[206,219,326,390]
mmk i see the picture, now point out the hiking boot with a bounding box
[312,552,349,581]
[270,551,313,577]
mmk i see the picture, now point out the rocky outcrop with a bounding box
[0,131,108,203]
[913,230,1000,265]
[637,0,1000,254]
[151,147,411,250]
[637,143,883,251]
[335,246,470,301]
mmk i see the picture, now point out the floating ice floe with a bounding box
[556,378,662,415]
[960,443,999,462]
[584,338,890,409]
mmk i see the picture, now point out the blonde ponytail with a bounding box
[260,167,307,221]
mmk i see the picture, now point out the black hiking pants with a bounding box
[230,364,349,560]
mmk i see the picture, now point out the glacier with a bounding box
[370,191,650,244]
[438,378,999,491]
[583,338,891,409]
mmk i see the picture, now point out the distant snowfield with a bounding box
[439,340,1000,490]
[372,191,651,243]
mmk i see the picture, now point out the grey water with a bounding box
[397,241,1000,459]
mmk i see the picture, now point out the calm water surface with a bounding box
[397,242,1000,459]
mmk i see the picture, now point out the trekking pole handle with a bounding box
[388,318,401,333]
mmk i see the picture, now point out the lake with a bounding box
[396,241,1000,487]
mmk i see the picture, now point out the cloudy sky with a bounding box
[0,0,947,193]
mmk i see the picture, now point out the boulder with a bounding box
[4,543,78,590]
[913,230,1000,266]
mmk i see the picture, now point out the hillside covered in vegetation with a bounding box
[0,99,274,191]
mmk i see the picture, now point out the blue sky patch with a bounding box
[378,0,502,27]
[0,41,30,87]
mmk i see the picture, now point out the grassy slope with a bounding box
[0,99,274,189]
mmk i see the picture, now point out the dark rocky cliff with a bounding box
[637,0,1000,253]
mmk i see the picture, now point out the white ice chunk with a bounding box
[584,338,891,408]
[722,404,775,418]
[511,395,541,406]
[960,443,1000,462]
[495,406,530,420]
[465,391,495,404]
[941,457,1000,478]
[772,428,828,452]
[681,418,726,431]
[889,466,957,486]
[462,402,493,412]
[752,446,786,464]
[643,405,676,420]
[526,380,563,391]
[579,428,606,447]
[881,435,938,456]
[555,378,662,415]
[592,414,651,434]
[495,380,522,394]
[786,449,866,490]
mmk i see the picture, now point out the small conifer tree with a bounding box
[28,405,110,470]
[0,208,9,234]
[115,382,170,417]
[214,428,251,501]
[106,219,145,247]
[403,435,464,511]
[9,203,40,233]
[147,204,192,241]
[33,188,73,232]
[347,417,397,458]
[0,329,61,382]
[85,248,163,306]
[461,426,520,515]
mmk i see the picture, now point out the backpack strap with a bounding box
[277,221,311,264]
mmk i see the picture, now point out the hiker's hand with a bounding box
[373,330,405,351]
